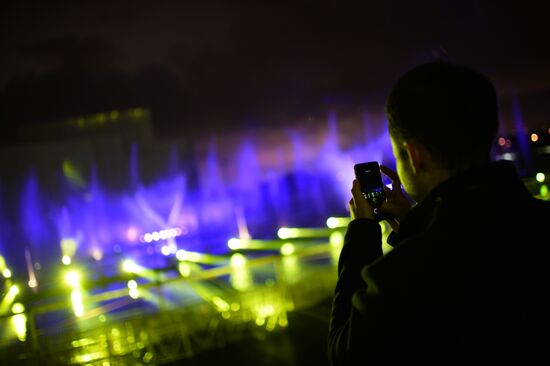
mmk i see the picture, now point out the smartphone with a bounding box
[353,161,386,210]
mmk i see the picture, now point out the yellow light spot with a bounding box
[329,231,344,247]
[11,313,27,342]
[65,271,80,289]
[109,110,119,120]
[2,268,12,278]
[212,296,230,312]
[185,251,202,262]
[143,352,153,363]
[536,173,546,183]
[129,288,139,299]
[531,133,539,142]
[231,302,240,311]
[266,317,277,331]
[11,303,25,314]
[62,255,71,265]
[280,243,295,256]
[541,185,548,197]
[122,259,138,273]
[96,113,107,124]
[71,289,84,317]
[62,161,86,188]
[127,280,138,290]
[131,108,144,119]
[230,253,246,267]
[178,262,191,277]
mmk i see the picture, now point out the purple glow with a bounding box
[5,112,393,278]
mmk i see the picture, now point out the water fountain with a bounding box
[10,111,393,271]
[0,110,397,363]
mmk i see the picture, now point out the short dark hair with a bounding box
[385,61,498,171]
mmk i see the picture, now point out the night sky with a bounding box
[1,0,549,142]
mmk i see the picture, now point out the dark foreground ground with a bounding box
[166,297,333,366]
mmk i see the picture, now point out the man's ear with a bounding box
[403,139,424,174]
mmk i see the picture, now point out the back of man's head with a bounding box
[386,61,498,172]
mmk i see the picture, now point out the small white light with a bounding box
[62,255,71,265]
[160,246,170,256]
[227,238,240,250]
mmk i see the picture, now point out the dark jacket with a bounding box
[328,161,550,365]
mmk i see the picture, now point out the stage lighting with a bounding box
[65,271,80,289]
[2,268,12,278]
[11,302,25,314]
[178,262,191,277]
[175,250,188,261]
[536,173,545,183]
[280,243,295,256]
[71,289,84,317]
[1,285,20,314]
[127,280,139,299]
[10,284,19,295]
[326,217,350,229]
[277,227,293,239]
[160,246,171,256]
[227,238,240,250]
[330,231,344,247]
[129,288,139,299]
[11,312,27,342]
[230,253,246,268]
[62,255,71,265]
[122,259,138,273]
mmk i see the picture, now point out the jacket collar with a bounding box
[387,161,525,247]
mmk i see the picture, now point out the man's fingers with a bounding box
[350,179,376,220]
[380,165,400,183]
[380,165,403,192]
[351,179,363,200]
[348,198,355,220]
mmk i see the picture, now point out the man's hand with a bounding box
[377,165,413,231]
[349,179,376,220]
